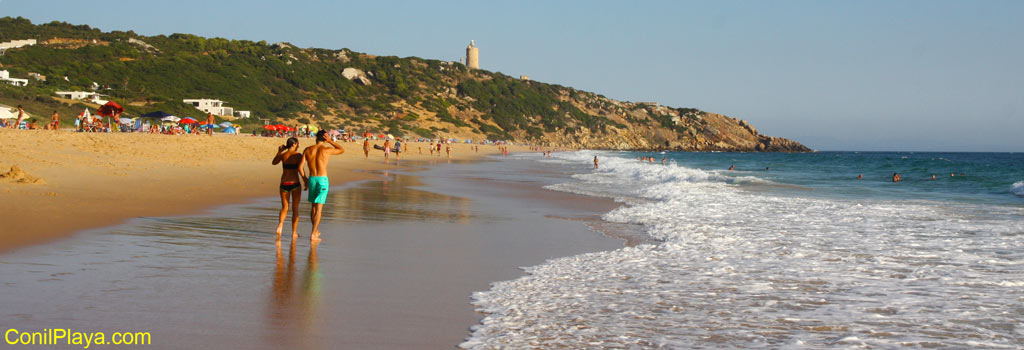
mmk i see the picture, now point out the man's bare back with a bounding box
[303,142,344,176]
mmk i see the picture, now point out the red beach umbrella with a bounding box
[262,125,275,130]
[180,117,198,124]
[96,101,123,117]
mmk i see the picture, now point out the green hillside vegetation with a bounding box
[0,17,809,152]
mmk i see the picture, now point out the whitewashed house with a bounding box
[235,110,251,119]
[183,99,234,116]
[0,70,29,86]
[55,91,108,105]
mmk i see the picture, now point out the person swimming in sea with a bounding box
[729,164,735,171]
[273,137,307,238]
[892,173,901,182]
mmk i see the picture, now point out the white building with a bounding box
[55,91,107,104]
[0,39,37,55]
[183,99,234,116]
[235,110,251,119]
[0,70,29,87]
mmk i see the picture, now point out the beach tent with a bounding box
[222,127,237,134]
[140,111,174,119]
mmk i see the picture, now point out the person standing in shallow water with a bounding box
[594,156,599,169]
[302,130,345,242]
[273,137,307,238]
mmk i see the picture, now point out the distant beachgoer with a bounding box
[50,111,60,131]
[960,173,966,177]
[302,130,345,242]
[857,174,863,179]
[931,174,937,180]
[437,142,443,156]
[394,138,402,161]
[445,143,452,158]
[892,173,901,182]
[729,164,735,171]
[273,137,307,238]
[362,138,370,158]
[594,156,599,169]
[13,105,25,129]
[206,113,215,136]
[383,139,391,162]
[429,143,435,156]
[418,146,422,154]
[662,156,667,165]
[765,167,770,171]
[951,173,956,177]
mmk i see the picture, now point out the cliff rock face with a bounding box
[438,85,811,152]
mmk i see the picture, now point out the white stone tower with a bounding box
[466,40,479,70]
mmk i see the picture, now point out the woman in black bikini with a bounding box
[273,137,308,237]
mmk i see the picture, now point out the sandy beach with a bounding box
[0,128,525,252]
[0,133,621,349]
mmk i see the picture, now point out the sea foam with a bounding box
[1013,181,1024,197]
[462,151,1024,349]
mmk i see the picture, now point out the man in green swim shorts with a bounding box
[302,130,345,242]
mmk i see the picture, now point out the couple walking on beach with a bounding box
[273,130,345,242]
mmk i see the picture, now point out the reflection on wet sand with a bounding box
[266,239,321,349]
[324,171,475,224]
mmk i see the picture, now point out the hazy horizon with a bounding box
[3,0,1022,152]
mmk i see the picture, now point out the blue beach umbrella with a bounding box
[140,111,175,119]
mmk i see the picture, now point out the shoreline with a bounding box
[0,128,530,253]
[0,146,624,350]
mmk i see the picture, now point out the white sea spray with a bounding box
[462,151,1024,349]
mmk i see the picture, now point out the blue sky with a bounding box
[4,0,1022,151]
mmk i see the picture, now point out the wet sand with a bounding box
[0,155,622,349]
[0,128,524,252]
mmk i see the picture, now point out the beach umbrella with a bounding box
[96,101,123,117]
[0,108,14,119]
[262,125,275,130]
[219,121,233,128]
[328,129,342,136]
[180,117,198,124]
[386,134,395,140]
[140,111,174,119]
[161,116,180,122]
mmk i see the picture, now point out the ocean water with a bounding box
[462,151,1024,349]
